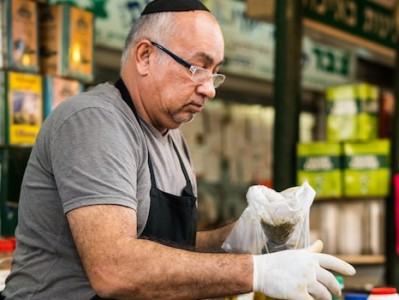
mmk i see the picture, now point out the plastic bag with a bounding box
[222,181,316,254]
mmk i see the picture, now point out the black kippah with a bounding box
[141,0,210,15]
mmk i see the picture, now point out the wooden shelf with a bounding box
[337,254,385,265]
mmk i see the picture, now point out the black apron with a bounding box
[91,79,197,300]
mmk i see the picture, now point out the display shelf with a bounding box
[315,196,386,202]
[337,254,385,265]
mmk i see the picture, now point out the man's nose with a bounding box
[197,78,216,99]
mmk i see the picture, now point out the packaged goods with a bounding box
[222,182,315,254]
[0,0,39,72]
[5,71,43,145]
[326,83,379,142]
[43,75,83,118]
[337,203,363,255]
[358,84,379,141]
[326,84,358,141]
[343,139,390,197]
[297,142,342,198]
[39,4,94,82]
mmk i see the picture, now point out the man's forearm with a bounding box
[91,238,253,300]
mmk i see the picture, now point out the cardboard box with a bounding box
[357,83,379,141]
[43,75,83,118]
[326,83,379,142]
[343,139,390,197]
[6,71,43,145]
[0,0,39,72]
[39,4,94,82]
[297,142,343,198]
[326,84,358,142]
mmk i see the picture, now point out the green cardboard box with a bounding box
[326,83,379,142]
[297,142,342,198]
[326,84,358,142]
[357,83,379,141]
[343,139,390,197]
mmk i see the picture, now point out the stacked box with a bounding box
[6,71,43,145]
[326,83,379,142]
[357,84,379,141]
[39,4,94,82]
[0,0,39,72]
[343,139,390,197]
[43,75,83,118]
[297,142,342,198]
[326,84,358,141]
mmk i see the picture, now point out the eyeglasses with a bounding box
[151,41,226,89]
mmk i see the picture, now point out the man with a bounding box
[3,0,355,299]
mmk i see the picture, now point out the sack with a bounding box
[222,181,316,254]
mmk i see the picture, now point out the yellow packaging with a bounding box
[1,0,39,72]
[7,71,43,145]
[68,6,93,80]
[39,4,94,82]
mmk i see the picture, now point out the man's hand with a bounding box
[252,240,356,300]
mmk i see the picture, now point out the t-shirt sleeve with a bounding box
[49,107,143,213]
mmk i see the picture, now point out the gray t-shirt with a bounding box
[3,82,197,299]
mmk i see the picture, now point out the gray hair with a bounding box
[121,12,179,65]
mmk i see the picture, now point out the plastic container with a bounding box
[345,293,368,300]
[367,287,399,300]
[333,276,344,300]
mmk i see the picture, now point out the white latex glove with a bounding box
[252,240,356,300]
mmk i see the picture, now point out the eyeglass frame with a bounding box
[150,41,226,88]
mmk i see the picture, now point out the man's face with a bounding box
[145,11,225,132]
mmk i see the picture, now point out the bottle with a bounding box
[332,276,344,300]
[345,294,368,300]
[0,238,15,270]
[367,287,399,300]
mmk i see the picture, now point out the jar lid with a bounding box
[0,239,15,253]
[371,287,398,295]
[344,293,368,300]
[335,276,344,285]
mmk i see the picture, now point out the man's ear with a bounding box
[135,41,153,76]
